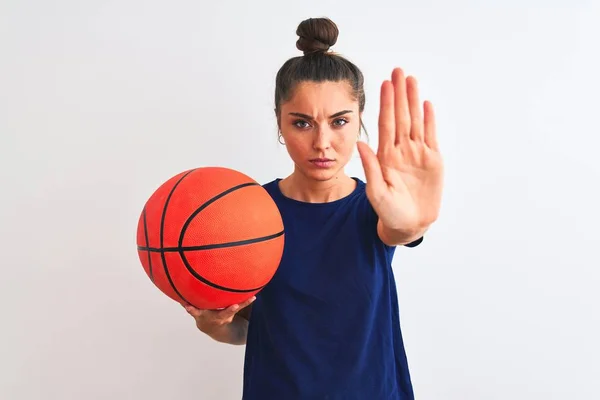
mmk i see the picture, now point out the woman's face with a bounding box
[279,80,361,182]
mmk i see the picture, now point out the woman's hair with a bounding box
[274,17,367,136]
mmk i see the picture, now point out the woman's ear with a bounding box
[275,109,281,131]
[358,112,364,140]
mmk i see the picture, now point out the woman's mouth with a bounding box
[310,158,335,168]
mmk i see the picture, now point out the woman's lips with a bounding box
[310,158,335,168]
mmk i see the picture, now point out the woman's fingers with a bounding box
[182,296,256,322]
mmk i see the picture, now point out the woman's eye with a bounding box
[292,118,348,129]
[293,120,310,129]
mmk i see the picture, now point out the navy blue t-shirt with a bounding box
[242,177,422,399]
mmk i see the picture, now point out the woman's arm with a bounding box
[183,298,255,345]
[200,313,250,345]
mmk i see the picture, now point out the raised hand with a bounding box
[357,67,444,240]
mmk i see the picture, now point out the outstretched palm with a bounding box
[357,68,444,233]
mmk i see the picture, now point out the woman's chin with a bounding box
[298,165,344,182]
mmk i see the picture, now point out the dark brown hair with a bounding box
[274,17,367,137]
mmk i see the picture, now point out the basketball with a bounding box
[136,167,285,309]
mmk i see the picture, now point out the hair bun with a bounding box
[295,17,339,55]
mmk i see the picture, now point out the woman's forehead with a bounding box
[284,81,357,110]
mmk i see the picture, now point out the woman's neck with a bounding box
[278,169,356,203]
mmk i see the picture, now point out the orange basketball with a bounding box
[136,167,285,309]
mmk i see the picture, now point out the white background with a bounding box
[1,1,599,399]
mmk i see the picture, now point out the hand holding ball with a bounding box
[136,167,284,309]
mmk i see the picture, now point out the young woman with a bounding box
[183,17,444,399]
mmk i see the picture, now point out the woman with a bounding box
[183,17,444,399]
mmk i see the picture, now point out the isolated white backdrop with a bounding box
[1,1,599,399]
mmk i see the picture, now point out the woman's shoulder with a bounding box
[261,178,281,192]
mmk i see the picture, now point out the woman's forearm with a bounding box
[200,314,249,345]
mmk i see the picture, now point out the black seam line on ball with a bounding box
[137,230,284,253]
[159,168,196,303]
